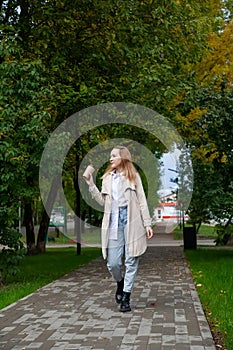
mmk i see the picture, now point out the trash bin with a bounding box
[183,226,197,250]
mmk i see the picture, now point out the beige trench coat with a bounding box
[90,173,151,260]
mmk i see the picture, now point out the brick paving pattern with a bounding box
[0,246,216,350]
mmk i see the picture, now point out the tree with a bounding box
[0,37,52,253]
[1,1,223,111]
[0,0,225,253]
[193,21,233,89]
[174,86,233,241]
[172,14,233,240]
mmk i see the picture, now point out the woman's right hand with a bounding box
[84,174,94,187]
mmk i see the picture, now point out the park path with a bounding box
[0,235,216,350]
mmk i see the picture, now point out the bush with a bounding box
[0,228,26,285]
[214,223,233,246]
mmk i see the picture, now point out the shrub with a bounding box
[0,228,26,285]
[214,223,233,246]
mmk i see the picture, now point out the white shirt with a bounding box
[111,172,127,208]
[109,172,127,240]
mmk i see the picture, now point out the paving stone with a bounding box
[0,246,216,350]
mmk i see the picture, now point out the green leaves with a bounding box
[0,228,26,285]
[175,84,233,236]
[0,39,52,227]
[0,0,229,243]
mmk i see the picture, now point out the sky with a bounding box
[159,152,179,192]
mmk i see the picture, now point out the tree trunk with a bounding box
[18,0,30,47]
[36,174,59,253]
[223,214,233,245]
[74,153,81,255]
[24,201,37,255]
[196,220,202,234]
[55,227,60,238]
[37,209,50,253]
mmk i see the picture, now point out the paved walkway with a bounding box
[0,237,216,350]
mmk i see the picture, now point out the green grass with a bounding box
[0,247,101,310]
[198,224,217,237]
[185,248,233,349]
[173,224,217,240]
[28,227,102,245]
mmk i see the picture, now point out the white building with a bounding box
[153,190,188,224]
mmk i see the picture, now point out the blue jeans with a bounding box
[107,207,139,293]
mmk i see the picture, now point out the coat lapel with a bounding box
[101,174,112,195]
[122,177,136,192]
[102,173,135,198]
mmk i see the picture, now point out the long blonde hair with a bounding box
[102,145,137,185]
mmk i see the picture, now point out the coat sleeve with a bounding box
[135,173,152,227]
[89,184,105,207]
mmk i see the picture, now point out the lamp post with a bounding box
[168,168,196,250]
[168,168,182,230]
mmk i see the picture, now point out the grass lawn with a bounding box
[0,247,101,310]
[36,227,102,245]
[198,224,217,237]
[185,248,233,349]
[173,224,217,240]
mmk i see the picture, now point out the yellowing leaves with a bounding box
[220,153,227,163]
[176,107,209,143]
[192,144,219,163]
[191,142,227,164]
[194,22,233,88]
[175,106,229,164]
[177,107,207,127]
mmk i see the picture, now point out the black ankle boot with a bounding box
[115,278,124,304]
[120,292,131,312]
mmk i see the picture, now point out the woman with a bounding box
[84,145,153,312]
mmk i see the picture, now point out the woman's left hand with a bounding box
[146,226,154,240]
